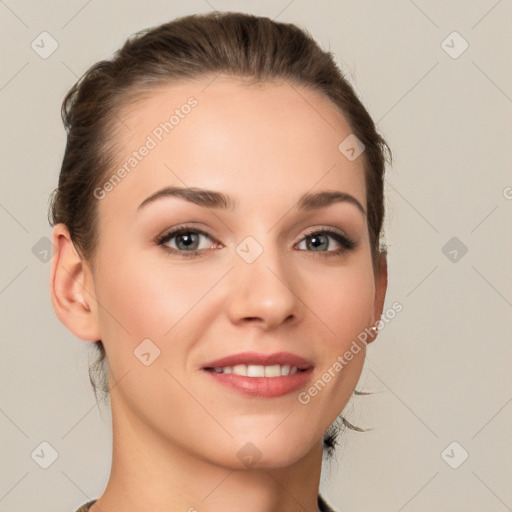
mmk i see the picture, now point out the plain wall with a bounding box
[1,1,511,511]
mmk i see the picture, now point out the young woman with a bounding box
[49,11,390,512]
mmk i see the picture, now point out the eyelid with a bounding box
[298,225,351,242]
[157,225,207,240]
[299,224,355,242]
[156,225,220,246]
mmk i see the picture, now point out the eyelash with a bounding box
[156,225,357,259]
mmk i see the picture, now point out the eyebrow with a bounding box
[138,186,366,216]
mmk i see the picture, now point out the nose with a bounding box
[225,241,303,331]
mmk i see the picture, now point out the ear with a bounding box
[49,224,101,342]
[367,252,388,344]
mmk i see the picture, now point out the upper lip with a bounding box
[202,351,314,370]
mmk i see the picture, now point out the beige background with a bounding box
[1,1,511,511]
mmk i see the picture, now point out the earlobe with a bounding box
[49,224,101,342]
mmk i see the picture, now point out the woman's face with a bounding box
[86,76,386,468]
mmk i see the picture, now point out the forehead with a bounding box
[100,76,367,216]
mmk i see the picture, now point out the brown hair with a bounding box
[49,11,391,458]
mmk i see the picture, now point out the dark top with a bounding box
[75,494,338,511]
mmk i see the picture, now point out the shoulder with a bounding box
[77,497,336,511]
[74,499,96,512]
[318,494,339,512]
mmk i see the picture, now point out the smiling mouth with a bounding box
[204,364,308,377]
[203,365,314,398]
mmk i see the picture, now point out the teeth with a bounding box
[264,364,281,377]
[247,364,265,377]
[212,364,300,377]
[232,364,246,375]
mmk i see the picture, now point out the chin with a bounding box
[204,432,317,471]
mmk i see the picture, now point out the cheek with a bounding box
[298,266,374,421]
[304,262,376,346]
[91,248,200,403]
[94,247,203,339]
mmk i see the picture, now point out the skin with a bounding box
[51,76,387,512]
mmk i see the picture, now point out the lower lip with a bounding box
[203,368,314,398]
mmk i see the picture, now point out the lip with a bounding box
[201,351,315,398]
[204,367,314,398]
[201,351,314,370]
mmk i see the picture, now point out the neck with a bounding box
[92,399,324,512]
